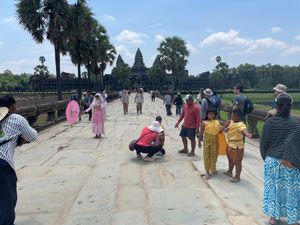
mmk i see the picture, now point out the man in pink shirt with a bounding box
[175,94,201,156]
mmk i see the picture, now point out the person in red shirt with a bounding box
[175,94,201,156]
[134,121,165,162]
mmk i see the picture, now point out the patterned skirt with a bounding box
[263,156,300,224]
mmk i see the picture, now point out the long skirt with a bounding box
[263,156,300,224]
[91,110,105,135]
[203,134,219,172]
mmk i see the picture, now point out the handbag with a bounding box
[128,139,137,151]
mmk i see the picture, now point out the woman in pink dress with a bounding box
[85,93,105,138]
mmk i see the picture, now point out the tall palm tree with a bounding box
[16,0,70,100]
[67,0,93,99]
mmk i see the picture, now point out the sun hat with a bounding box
[95,93,101,97]
[203,88,213,96]
[0,107,9,121]
[273,84,287,93]
[184,94,194,101]
[148,121,161,133]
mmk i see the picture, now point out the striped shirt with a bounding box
[260,115,299,161]
[0,114,37,170]
[282,125,300,168]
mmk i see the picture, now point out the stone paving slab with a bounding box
[14,93,284,225]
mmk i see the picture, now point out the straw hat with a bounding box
[203,88,213,96]
[148,121,161,133]
[0,107,9,121]
[273,84,287,93]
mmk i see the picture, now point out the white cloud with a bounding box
[115,45,134,60]
[271,27,283,33]
[116,30,147,44]
[155,34,164,43]
[283,46,300,55]
[186,42,197,54]
[1,16,17,24]
[103,14,115,22]
[149,23,164,28]
[209,56,217,62]
[0,41,3,46]
[294,35,300,41]
[200,29,290,55]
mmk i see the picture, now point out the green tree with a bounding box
[67,0,93,98]
[16,0,70,100]
[214,56,229,90]
[158,36,189,90]
[148,55,167,89]
[112,63,131,89]
[33,57,50,96]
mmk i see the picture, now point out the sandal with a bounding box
[230,177,240,183]
[187,152,195,157]
[268,217,279,225]
[178,149,188,154]
[143,157,154,162]
[223,171,233,177]
[137,154,143,160]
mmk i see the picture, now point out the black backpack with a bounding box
[244,97,254,114]
[206,97,218,109]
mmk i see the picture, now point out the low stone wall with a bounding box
[16,93,119,131]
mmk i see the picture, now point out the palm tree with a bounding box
[67,0,93,99]
[158,36,189,91]
[16,0,70,100]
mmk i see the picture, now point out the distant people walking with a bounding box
[163,92,173,116]
[85,93,105,138]
[134,88,144,114]
[0,95,38,225]
[174,92,183,116]
[121,90,129,115]
[260,94,299,225]
[151,90,156,102]
[199,108,222,180]
[132,121,165,162]
[222,108,252,182]
[175,94,200,157]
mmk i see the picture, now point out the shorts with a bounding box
[227,147,244,164]
[179,126,196,140]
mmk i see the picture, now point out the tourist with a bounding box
[232,85,247,122]
[121,89,129,115]
[174,92,183,116]
[200,88,215,123]
[163,91,173,116]
[197,89,203,105]
[175,94,200,157]
[155,115,165,150]
[198,108,222,180]
[0,95,38,225]
[151,90,156,102]
[134,88,144,114]
[132,121,165,162]
[211,90,222,119]
[85,93,105,138]
[260,94,299,225]
[266,84,290,118]
[84,91,93,121]
[222,108,252,182]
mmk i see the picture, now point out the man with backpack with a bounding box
[232,85,253,123]
[200,88,218,122]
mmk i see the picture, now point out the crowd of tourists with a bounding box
[0,83,299,225]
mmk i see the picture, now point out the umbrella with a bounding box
[66,100,80,125]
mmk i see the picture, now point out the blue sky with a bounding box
[1,0,300,76]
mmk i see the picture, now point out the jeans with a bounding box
[176,105,182,115]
